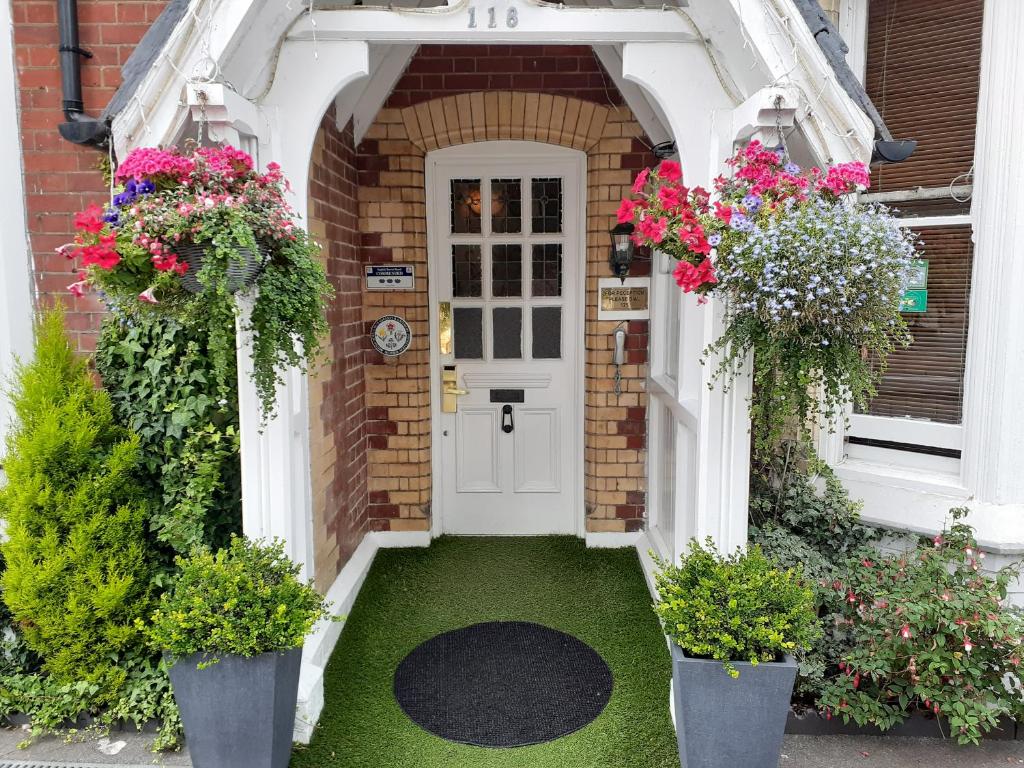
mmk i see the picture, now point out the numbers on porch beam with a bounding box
[467,6,519,29]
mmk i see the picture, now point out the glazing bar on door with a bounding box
[439,302,452,356]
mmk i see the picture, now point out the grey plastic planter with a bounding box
[671,644,797,768]
[168,647,302,768]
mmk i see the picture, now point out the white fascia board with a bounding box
[688,0,874,165]
[288,5,702,44]
[111,0,279,157]
[591,45,672,146]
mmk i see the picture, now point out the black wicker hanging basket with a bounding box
[175,242,269,294]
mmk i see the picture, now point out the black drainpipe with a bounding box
[57,0,110,147]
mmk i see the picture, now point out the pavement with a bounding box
[0,730,1020,767]
[0,725,190,766]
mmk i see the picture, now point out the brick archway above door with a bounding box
[401,93,612,154]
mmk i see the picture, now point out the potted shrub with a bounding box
[64,144,332,419]
[654,540,819,768]
[145,537,332,768]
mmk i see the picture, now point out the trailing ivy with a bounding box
[748,446,882,702]
[95,311,242,559]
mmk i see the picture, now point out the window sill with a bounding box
[834,459,1024,555]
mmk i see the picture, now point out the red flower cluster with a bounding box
[618,159,717,294]
[70,204,120,270]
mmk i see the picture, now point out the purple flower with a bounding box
[102,208,120,226]
[784,162,801,175]
[742,194,763,212]
[708,233,722,247]
[136,179,156,195]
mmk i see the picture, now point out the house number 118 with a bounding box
[467,6,519,28]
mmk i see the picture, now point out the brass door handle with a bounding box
[445,386,469,396]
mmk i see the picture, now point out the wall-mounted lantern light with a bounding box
[609,222,635,283]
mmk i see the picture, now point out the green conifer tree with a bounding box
[0,307,153,696]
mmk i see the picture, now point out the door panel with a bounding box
[429,143,583,535]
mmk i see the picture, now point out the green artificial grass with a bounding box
[290,536,679,768]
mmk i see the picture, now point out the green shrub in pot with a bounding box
[654,540,819,768]
[145,537,332,768]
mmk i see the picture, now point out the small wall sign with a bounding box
[371,315,412,356]
[597,277,650,320]
[900,259,928,314]
[366,264,415,290]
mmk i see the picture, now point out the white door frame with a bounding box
[426,141,587,538]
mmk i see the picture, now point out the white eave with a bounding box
[109,0,874,166]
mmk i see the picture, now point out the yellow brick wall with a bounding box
[357,92,653,534]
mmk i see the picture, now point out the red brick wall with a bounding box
[13,0,169,350]
[383,44,625,109]
[308,114,369,583]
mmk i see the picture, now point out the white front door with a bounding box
[428,142,585,535]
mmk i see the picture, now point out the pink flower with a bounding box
[637,215,668,244]
[67,279,88,297]
[138,287,159,304]
[900,624,912,640]
[656,160,682,183]
[657,185,684,210]
[631,168,650,195]
[673,257,717,293]
[713,202,733,225]
[963,638,973,653]
[617,198,639,224]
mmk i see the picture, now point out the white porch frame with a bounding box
[105,0,879,735]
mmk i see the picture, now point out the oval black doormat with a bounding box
[393,621,613,748]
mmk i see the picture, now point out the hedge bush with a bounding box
[0,308,154,695]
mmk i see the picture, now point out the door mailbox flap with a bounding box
[489,389,525,403]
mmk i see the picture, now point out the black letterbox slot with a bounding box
[489,389,525,403]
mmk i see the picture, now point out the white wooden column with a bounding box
[623,41,752,554]
[231,41,369,582]
[961,0,1024,508]
[0,0,33,449]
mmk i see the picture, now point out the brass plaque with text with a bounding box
[600,286,649,313]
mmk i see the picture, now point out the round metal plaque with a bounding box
[371,314,412,357]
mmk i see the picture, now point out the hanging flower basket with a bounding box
[175,241,269,294]
[63,144,334,421]
[620,143,919,456]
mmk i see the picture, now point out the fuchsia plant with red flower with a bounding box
[818,508,1024,744]
[621,141,917,457]
[68,144,332,419]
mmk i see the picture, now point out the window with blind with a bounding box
[856,0,983,435]
[862,225,972,424]
[865,0,984,194]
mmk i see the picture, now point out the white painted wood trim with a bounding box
[585,531,642,549]
[293,529,430,743]
[898,215,973,229]
[349,44,418,142]
[590,44,672,145]
[838,0,869,83]
[0,0,33,452]
[289,5,702,44]
[847,413,963,452]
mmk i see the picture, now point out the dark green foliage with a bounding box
[146,537,331,661]
[817,509,1024,744]
[290,537,678,768]
[653,538,820,677]
[748,448,882,701]
[0,308,153,694]
[95,312,242,558]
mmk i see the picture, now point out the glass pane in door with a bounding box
[491,178,522,234]
[451,179,482,234]
[531,178,563,234]
[491,244,522,298]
